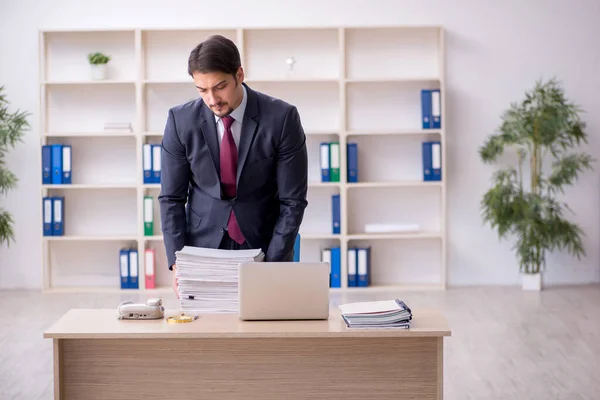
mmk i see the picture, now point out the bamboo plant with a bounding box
[479,78,594,275]
[0,85,29,247]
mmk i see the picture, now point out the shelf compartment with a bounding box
[47,239,137,289]
[45,187,138,237]
[44,136,138,186]
[46,83,136,133]
[43,30,136,83]
[345,27,440,81]
[248,81,340,133]
[347,238,442,286]
[144,82,197,133]
[244,28,340,81]
[142,29,238,81]
[346,80,440,132]
[347,186,441,235]
[345,134,442,182]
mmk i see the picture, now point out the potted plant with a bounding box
[87,52,111,80]
[479,78,594,291]
[0,85,29,247]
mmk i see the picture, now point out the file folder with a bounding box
[62,145,72,184]
[330,247,341,288]
[119,249,130,289]
[422,141,442,181]
[143,144,152,184]
[42,145,52,184]
[144,196,153,236]
[145,248,156,289]
[151,144,162,183]
[52,196,64,235]
[51,144,63,184]
[128,249,139,289]
[42,197,53,236]
[320,142,330,182]
[347,247,357,287]
[347,142,358,183]
[329,142,340,182]
[431,89,441,129]
[321,248,332,287]
[357,247,371,287]
[331,194,340,234]
[421,89,432,129]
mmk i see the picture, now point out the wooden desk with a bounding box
[44,308,451,400]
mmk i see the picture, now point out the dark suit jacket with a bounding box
[158,83,308,268]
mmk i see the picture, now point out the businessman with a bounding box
[158,35,308,296]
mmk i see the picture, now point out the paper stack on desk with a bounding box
[175,246,265,313]
[338,299,412,329]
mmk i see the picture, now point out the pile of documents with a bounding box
[338,299,412,329]
[175,246,265,313]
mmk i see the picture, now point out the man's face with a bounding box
[192,67,244,117]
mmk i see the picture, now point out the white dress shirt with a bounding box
[214,84,247,151]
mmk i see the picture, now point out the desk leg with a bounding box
[53,339,64,400]
[437,337,444,400]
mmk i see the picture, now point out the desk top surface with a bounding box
[44,308,451,339]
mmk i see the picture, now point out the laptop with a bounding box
[238,262,330,321]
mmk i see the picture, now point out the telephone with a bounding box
[117,298,165,320]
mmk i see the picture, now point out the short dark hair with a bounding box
[188,35,241,77]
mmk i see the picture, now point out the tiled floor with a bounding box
[0,284,598,399]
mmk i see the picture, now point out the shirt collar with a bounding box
[215,83,247,125]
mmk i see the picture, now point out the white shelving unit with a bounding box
[39,26,446,293]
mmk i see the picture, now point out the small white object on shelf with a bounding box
[364,223,420,233]
[91,64,108,80]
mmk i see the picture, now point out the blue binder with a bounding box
[62,145,72,184]
[330,247,341,288]
[332,194,340,234]
[42,145,52,184]
[128,249,139,289]
[51,196,64,235]
[119,249,130,289]
[51,144,63,184]
[422,141,442,181]
[320,142,330,182]
[421,89,432,129]
[151,144,162,183]
[42,197,53,236]
[293,233,301,261]
[347,143,358,183]
[357,246,371,287]
[431,89,441,129]
[347,247,357,287]
[143,144,153,184]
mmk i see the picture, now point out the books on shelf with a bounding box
[175,246,265,313]
[42,196,64,236]
[421,89,441,129]
[143,143,162,184]
[119,248,139,289]
[321,245,371,288]
[319,141,359,183]
[42,144,71,184]
[339,299,412,329]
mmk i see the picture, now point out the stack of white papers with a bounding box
[175,246,265,313]
[338,299,412,329]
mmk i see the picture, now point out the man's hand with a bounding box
[172,264,179,299]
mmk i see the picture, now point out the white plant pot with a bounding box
[521,272,542,291]
[90,64,108,80]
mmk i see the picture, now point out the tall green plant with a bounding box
[0,86,29,247]
[479,78,594,274]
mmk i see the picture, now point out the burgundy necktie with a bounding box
[220,115,245,244]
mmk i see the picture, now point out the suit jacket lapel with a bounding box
[236,83,259,187]
[199,103,220,180]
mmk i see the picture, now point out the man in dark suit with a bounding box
[158,35,308,297]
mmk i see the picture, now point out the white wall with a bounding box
[1,0,599,288]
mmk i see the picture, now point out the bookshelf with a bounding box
[39,26,446,293]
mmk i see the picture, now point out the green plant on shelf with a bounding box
[479,77,594,276]
[0,85,30,247]
[87,52,111,64]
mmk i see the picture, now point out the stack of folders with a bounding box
[175,246,265,313]
[339,299,413,329]
[319,142,359,183]
[143,144,162,184]
[42,144,71,184]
